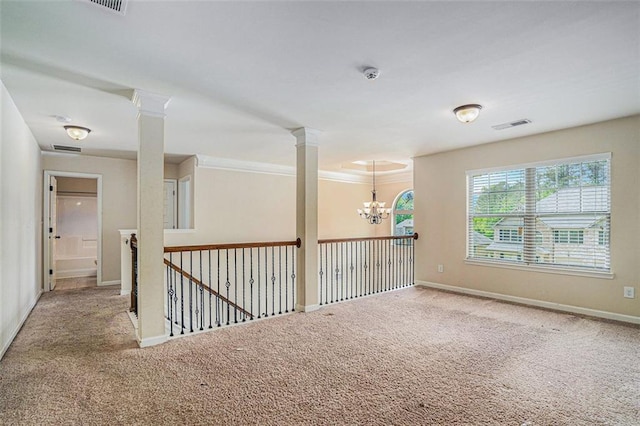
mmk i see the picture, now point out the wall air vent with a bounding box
[492,119,532,130]
[52,145,82,153]
[85,0,127,15]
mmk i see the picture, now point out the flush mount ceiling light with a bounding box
[64,125,91,141]
[453,104,483,123]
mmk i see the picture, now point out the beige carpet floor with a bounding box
[1,286,638,425]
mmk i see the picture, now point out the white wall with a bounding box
[164,165,383,247]
[1,81,42,359]
[414,115,640,318]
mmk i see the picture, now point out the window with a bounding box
[598,230,609,246]
[467,153,610,272]
[553,230,584,244]
[393,190,414,237]
[499,229,522,242]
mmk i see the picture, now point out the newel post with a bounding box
[132,89,171,347]
[292,127,321,312]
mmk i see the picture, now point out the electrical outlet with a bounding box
[623,287,635,299]
[437,264,444,273]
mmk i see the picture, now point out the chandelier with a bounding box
[357,161,391,224]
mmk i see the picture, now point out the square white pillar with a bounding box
[292,127,320,312]
[132,89,171,347]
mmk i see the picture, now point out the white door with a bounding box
[48,176,58,291]
[163,179,177,229]
[178,176,191,229]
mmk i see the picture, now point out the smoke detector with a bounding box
[363,67,380,80]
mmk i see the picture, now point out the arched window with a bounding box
[393,189,414,236]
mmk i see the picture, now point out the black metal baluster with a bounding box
[271,246,276,317]
[349,242,357,299]
[411,237,415,285]
[216,250,221,327]
[234,248,238,324]
[318,243,323,306]
[167,255,173,337]
[187,251,193,332]
[324,244,329,304]
[338,242,343,301]
[257,247,261,319]
[278,246,282,315]
[242,248,246,322]
[250,248,254,320]
[198,250,204,331]
[330,243,334,303]
[291,245,296,312]
[264,247,269,318]
[172,253,178,326]
[180,252,185,334]
[208,250,212,328]
[285,246,289,313]
[225,249,231,326]
[358,241,362,297]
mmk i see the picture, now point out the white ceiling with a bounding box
[1,1,639,171]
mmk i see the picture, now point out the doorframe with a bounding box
[43,170,103,291]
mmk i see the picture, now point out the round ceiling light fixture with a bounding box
[64,125,91,141]
[363,67,380,80]
[453,104,483,123]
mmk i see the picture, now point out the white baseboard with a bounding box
[99,280,121,287]
[415,280,640,325]
[56,269,97,279]
[295,303,320,313]
[138,334,168,348]
[120,289,131,296]
[1,290,43,360]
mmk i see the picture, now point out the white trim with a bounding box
[464,259,614,279]
[197,154,295,177]
[43,171,103,290]
[121,289,131,296]
[138,334,168,348]
[0,290,42,360]
[295,303,320,313]
[291,127,322,146]
[195,154,407,184]
[466,152,611,176]
[131,89,171,118]
[163,179,178,229]
[99,280,121,287]
[415,280,639,325]
[376,171,413,185]
[127,311,138,329]
[319,170,367,184]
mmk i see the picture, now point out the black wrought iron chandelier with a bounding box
[357,161,391,224]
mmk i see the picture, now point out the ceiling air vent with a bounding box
[492,119,532,130]
[85,0,127,15]
[52,145,82,153]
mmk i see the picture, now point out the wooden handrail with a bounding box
[163,258,254,320]
[318,233,419,245]
[164,238,301,253]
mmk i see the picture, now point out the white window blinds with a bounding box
[467,154,611,272]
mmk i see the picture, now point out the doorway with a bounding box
[43,171,103,291]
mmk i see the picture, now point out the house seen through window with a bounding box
[393,189,414,237]
[467,154,610,272]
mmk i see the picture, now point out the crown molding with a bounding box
[195,154,379,184]
[375,171,413,185]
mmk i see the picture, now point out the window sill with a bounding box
[464,258,614,280]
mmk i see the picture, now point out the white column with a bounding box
[131,89,171,347]
[292,127,320,312]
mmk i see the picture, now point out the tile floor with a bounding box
[54,276,97,290]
